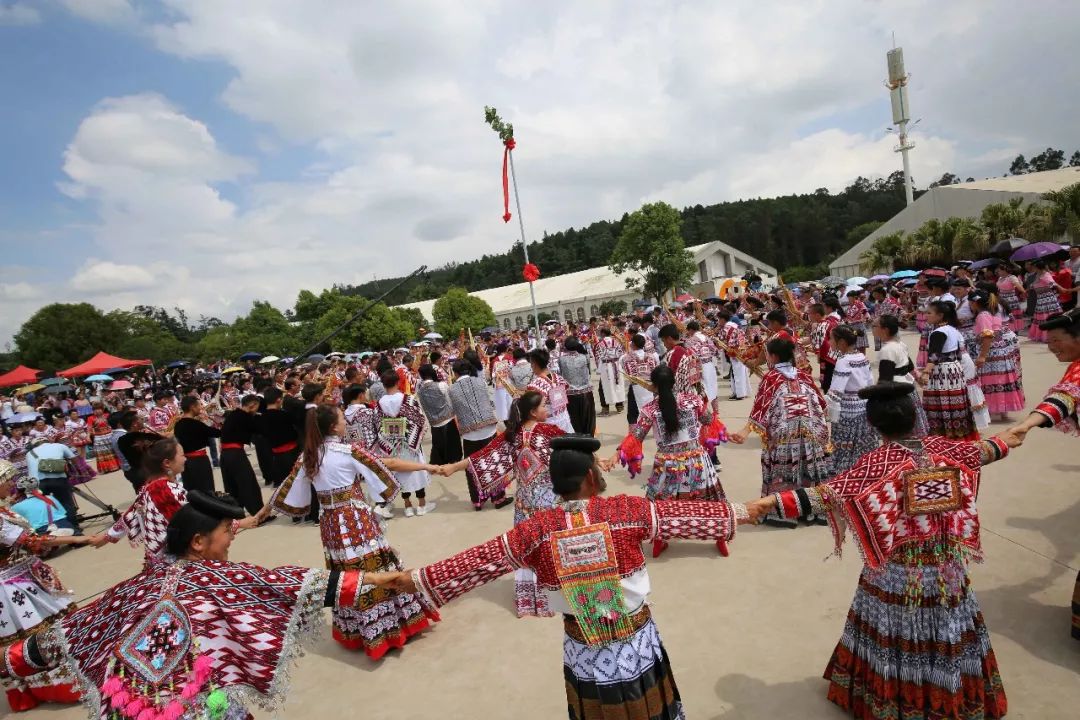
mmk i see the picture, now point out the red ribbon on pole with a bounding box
[501,138,516,223]
[523,263,540,282]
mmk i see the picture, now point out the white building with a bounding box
[831,166,1080,277]
[397,240,776,330]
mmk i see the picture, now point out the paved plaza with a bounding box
[42,333,1079,719]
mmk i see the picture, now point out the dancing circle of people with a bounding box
[1,279,1078,720]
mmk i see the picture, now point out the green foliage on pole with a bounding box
[484,106,514,142]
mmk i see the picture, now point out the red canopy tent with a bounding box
[0,365,41,388]
[57,352,150,378]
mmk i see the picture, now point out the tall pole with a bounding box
[898,123,914,206]
[507,150,542,340]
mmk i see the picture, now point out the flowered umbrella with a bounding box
[1010,241,1068,262]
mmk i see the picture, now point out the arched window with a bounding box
[589,304,599,316]
[576,307,586,321]
[564,309,573,321]
[503,317,511,329]
[527,314,535,326]
[515,316,523,328]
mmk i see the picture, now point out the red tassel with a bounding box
[699,416,728,450]
[501,138,516,222]
[617,434,644,479]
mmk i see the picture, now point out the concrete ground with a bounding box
[36,333,1079,719]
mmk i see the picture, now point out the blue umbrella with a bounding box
[238,352,263,361]
[889,269,918,279]
[166,360,189,369]
[84,374,114,383]
[40,377,67,386]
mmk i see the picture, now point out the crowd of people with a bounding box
[0,256,1078,720]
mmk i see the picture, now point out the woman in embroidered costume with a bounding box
[729,337,832,527]
[374,369,434,516]
[87,438,260,567]
[844,289,871,352]
[826,325,880,473]
[994,263,1027,333]
[0,421,30,487]
[526,348,575,433]
[0,459,87,712]
[270,405,439,659]
[0,490,405,720]
[870,286,902,352]
[438,391,564,617]
[1007,307,1080,641]
[751,382,1020,720]
[611,365,728,558]
[969,288,1025,421]
[395,435,762,720]
[1026,260,1076,342]
[917,300,985,440]
[88,403,121,474]
[872,314,929,437]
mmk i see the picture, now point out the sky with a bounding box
[2,0,1079,347]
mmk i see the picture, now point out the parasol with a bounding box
[818,275,845,286]
[15,384,44,394]
[238,352,263,361]
[258,355,280,364]
[221,366,245,374]
[481,326,500,333]
[990,237,1029,255]
[844,284,865,295]
[8,411,40,424]
[869,274,891,281]
[43,385,75,395]
[84,374,114,383]
[109,380,134,390]
[306,354,326,363]
[968,258,1001,271]
[423,332,443,340]
[846,276,869,285]
[166,360,188,369]
[1010,242,1068,262]
[40,377,67,387]
[889,269,918,279]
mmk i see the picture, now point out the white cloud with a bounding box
[0,282,42,301]
[70,260,157,293]
[0,2,40,25]
[5,1,1080,345]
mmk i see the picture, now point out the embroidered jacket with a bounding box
[1033,359,1080,436]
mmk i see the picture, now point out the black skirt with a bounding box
[429,421,463,465]
[181,454,215,495]
[271,446,301,488]
[567,392,596,435]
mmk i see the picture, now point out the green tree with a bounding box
[14,303,123,369]
[293,288,339,322]
[432,287,496,337]
[231,301,297,356]
[537,311,554,324]
[1070,151,1080,168]
[598,299,628,316]
[929,172,961,188]
[900,218,985,265]
[392,307,428,335]
[1009,154,1030,175]
[1029,147,1066,172]
[1042,181,1080,241]
[107,310,188,364]
[609,201,695,303]
[197,325,246,362]
[779,262,830,283]
[859,231,905,272]
[980,198,1026,244]
[314,296,413,352]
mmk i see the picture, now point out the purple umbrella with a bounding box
[1010,242,1068,262]
[968,258,1001,271]
[869,274,890,281]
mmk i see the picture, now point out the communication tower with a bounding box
[886,46,915,205]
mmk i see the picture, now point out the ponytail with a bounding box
[302,405,340,477]
[649,365,680,435]
[504,391,542,442]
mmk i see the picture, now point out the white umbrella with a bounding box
[846,276,868,285]
[258,355,281,364]
[423,332,443,340]
[844,284,865,295]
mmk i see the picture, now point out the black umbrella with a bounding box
[989,237,1028,256]
[43,384,75,395]
[238,352,263,361]
[166,360,189,369]
[306,353,326,363]
[968,258,1001,271]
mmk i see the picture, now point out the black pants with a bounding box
[39,477,79,529]
[626,387,639,426]
[598,380,606,409]
[253,434,275,485]
[401,488,426,500]
[181,454,216,495]
[220,448,265,516]
[271,447,301,488]
[821,362,835,394]
[429,422,463,465]
[462,434,505,506]
[567,392,597,435]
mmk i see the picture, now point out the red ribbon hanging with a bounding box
[523,263,540,282]
[501,138,516,223]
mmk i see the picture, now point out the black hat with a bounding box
[549,434,601,491]
[186,490,247,520]
[1038,307,1080,332]
[551,434,601,453]
[858,381,916,401]
[949,278,971,288]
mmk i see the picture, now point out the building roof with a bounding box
[397,240,775,320]
[830,166,1080,275]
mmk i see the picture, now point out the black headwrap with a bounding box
[549,434,601,495]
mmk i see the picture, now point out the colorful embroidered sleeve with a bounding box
[352,445,400,503]
[747,373,778,436]
[773,485,836,523]
[107,493,144,542]
[652,499,739,543]
[1032,361,1080,436]
[412,534,519,607]
[269,462,312,518]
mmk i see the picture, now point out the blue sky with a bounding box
[2,0,1079,346]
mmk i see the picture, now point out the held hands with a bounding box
[365,571,419,594]
[995,429,1024,449]
[86,532,112,549]
[743,497,776,523]
[728,432,746,444]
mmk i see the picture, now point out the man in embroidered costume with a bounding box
[396,434,762,720]
[0,491,405,720]
[684,320,720,415]
[729,337,832,527]
[750,382,1020,719]
[595,328,626,416]
[657,324,704,397]
[619,334,658,425]
[0,460,87,712]
[375,370,434,516]
[1007,307,1080,640]
[448,359,509,511]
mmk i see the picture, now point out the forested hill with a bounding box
[341,171,912,305]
